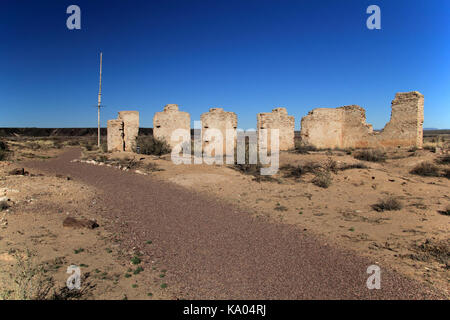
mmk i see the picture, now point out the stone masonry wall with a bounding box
[300,91,424,149]
[107,119,124,152]
[200,108,237,157]
[107,111,139,152]
[118,111,139,152]
[257,107,295,151]
[153,104,190,148]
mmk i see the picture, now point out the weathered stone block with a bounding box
[300,91,424,149]
[107,119,124,152]
[201,108,237,158]
[118,111,139,152]
[257,107,295,151]
[153,104,190,148]
[107,111,139,152]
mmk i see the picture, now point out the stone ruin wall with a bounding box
[107,91,423,155]
[107,111,139,152]
[200,108,237,157]
[257,108,295,151]
[300,91,424,149]
[153,104,190,148]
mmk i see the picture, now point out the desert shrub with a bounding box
[95,154,108,163]
[0,200,9,211]
[294,142,317,154]
[0,150,7,161]
[136,136,171,156]
[440,205,450,216]
[371,196,403,212]
[0,250,54,300]
[325,158,338,173]
[281,161,321,179]
[312,171,332,188]
[25,141,41,150]
[110,157,139,169]
[410,162,440,177]
[140,162,163,172]
[232,163,279,182]
[339,162,368,171]
[67,139,81,146]
[0,141,11,160]
[411,239,450,265]
[82,141,96,151]
[353,149,386,162]
[436,154,450,165]
[0,141,7,151]
[100,142,108,153]
[443,168,450,179]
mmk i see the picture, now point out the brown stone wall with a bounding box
[257,107,295,151]
[107,119,124,152]
[153,104,190,148]
[118,111,139,152]
[201,108,237,157]
[107,111,139,152]
[300,91,424,149]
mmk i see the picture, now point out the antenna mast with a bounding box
[97,52,103,148]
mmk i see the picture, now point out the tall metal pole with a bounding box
[97,52,103,148]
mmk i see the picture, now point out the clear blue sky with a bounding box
[1,0,449,129]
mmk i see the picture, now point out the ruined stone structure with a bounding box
[300,91,424,149]
[107,111,139,152]
[201,108,237,157]
[257,107,295,151]
[153,104,190,148]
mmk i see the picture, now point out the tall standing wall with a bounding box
[300,91,424,149]
[153,104,190,148]
[201,108,237,158]
[257,107,295,152]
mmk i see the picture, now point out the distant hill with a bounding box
[0,128,153,137]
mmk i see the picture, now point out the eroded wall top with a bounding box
[300,91,424,149]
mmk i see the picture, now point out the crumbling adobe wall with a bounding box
[153,104,190,148]
[300,91,424,149]
[118,111,139,152]
[201,108,237,157]
[257,107,295,151]
[107,111,139,152]
[377,92,424,148]
[107,119,124,152]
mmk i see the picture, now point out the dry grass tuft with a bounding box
[410,162,440,177]
[372,196,403,212]
[353,149,386,162]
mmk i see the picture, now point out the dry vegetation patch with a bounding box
[353,149,387,162]
[371,196,403,212]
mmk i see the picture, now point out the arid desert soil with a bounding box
[0,136,448,299]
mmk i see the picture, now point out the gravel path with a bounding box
[26,149,444,299]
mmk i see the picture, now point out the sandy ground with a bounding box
[0,140,171,299]
[101,147,449,295]
[0,137,448,298]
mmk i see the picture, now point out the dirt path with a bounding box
[25,149,444,299]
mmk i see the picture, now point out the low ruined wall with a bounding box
[257,107,295,151]
[107,111,139,152]
[201,108,237,157]
[153,104,190,148]
[300,91,424,149]
[107,119,124,152]
[118,111,139,152]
